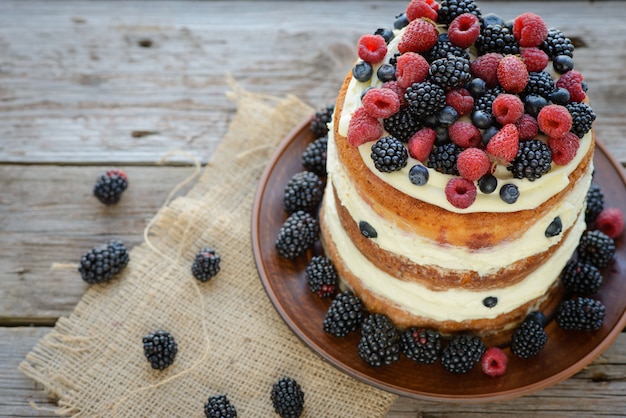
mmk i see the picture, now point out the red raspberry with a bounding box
[595,207,625,239]
[406,0,438,22]
[515,114,539,141]
[481,347,508,377]
[556,70,586,103]
[448,13,480,49]
[448,121,481,148]
[445,177,477,209]
[362,88,400,119]
[396,52,430,89]
[538,104,573,138]
[398,18,438,54]
[357,34,387,64]
[492,94,524,125]
[497,55,529,93]
[407,127,436,161]
[548,132,579,165]
[513,12,548,47]
[486,124,519,165]
[347,107,383,147]
[446,88,474,116]
[457,148,490,181]
[470,53,502,88]
[520,47,549,72]
[381,81,407,107]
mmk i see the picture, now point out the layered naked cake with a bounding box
[318,0,597,339]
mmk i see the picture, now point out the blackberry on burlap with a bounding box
[191,247,221,282]
[204,395,237,418]
[142,330,178,370]
[271,377,304,418]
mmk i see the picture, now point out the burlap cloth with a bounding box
[19,80,398,417]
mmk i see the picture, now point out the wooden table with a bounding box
[2,1,625,416]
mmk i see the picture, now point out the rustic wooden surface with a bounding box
[1,1,625,417]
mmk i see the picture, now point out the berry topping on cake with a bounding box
[520,47,549,72]
[376,63,397,83]
[406,80,447,119]
[523,71,556,99]
[383,107,420,142]
[540,28,575,59]
[553,54,574,74]
[204,395,237,418]
[577,230,616,269]
[440,334,485,374]
[396,52,430,88]
[557,297,606,331]
[469,53,501,88]
[595,208,625,239]
[143,330,178,370]
[401,328,442,364]
[566,102,596,138]
[429,57,472,90]
[408,127,436,161]
[561,260,603,295]
[358,314,401,367]
[512,12,548,48]
[347,107,383,147]
[426,33,471,63]
[191,247,221,282]
[476,24,519,55]
[499,183,520,204]
[511,318,548,358]
[448,121,480,148]
[508,139,552,181]
[408,164,430,186]
[446,88,474,116]
[548,132,579,166]
[445,177,477,209]
[497,54,529,94]
[492,93,524,125]
[515,114,539,141]
[352,61,374,82]
[302,136,328,176]
[371,136,409,172]
[275,211,320,259]
[556,70,586,103]
[271,377,305,418]
[305,256,338,298]
[437,0,481,25]
[481,347,508,377]
[357,34,388,64]
[486,123,519,165]
[428,142,462,175]
[406,0,439,22]
[478,174,497,194]
[310,104,334,139]
[398,18,439,54]
[457,147,490,181]
[93,169,128,205]
[545,216,563,238]
[538,104,573,138]
[323,290,365,337]
[447,13,480,49]
[362,88,400,119]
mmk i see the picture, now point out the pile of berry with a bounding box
[346,0,596,208]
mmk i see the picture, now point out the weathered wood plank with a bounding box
[0,1,624,164]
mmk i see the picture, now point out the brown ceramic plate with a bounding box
[252,118,626,402]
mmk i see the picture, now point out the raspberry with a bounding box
[457,148,490,181]
[515,114,539,141]
[513,12,548,47]
[398,18,439,54]
[357,34,387,64]
[446,88,473,116]
[497,55,529,93]
[448,13,480,49]
[556,70,586,103]
[347,107,383,147]
[406,0,438,22]
[469,53,502,88]
[520,47,549,72]
[445,177,477,209]
[486,124,519,165]
[362,88,400,119]
[595,207,625,239]
[448,121,481,148]
[381,81,407,108]
[396,52,430,89]
[407,128,436,161]
[492,93,524,125]
[481,347,508,377]
[548,132,579,165]
[538,104,573,138]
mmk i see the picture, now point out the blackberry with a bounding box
[475,24,520,55]
[191,247,221,282]
[323,290,365,337]
[357,314,401,367]
[577,230,616,269]
[523,71,555,100]
[310,104,334,138]
[301,136,328,176]
[585,182,604,224]
[93,169,128,205]
[283,171,324,213]
[271,377,304,418]
[78,240,129,284]
[429,57,472,90]
[400,328,442,364]
[383,107,420,142]
[142,330,178,370]
[556,297,606,331]
[427,142,462,175]
[473,86,503,115]
[405,81,447,121]
[540,28,574,59]
[275,211,320,259]
[510,319,548,359]
[305,256,337,298]
[425,34,471,63]
[440,334,485,374]
[370,136,408,173]
[561,259,603,294]
[566,102,596,138]
[204,395,237,418]
[507,139,552,181]
[437,0,482,25]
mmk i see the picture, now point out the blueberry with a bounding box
[409,165,430,186]
[500,183,520,204]
[353,61,373,82]
[553,55,574,74]
[481,13,505,27]
[471,110,493,129]
[549,87,570,105]
[481,126,499,147]
[359,220,378,238]
[483,296,498,308]
[525,311,547,327]
[524,94,548,117]
[478,174,497,194]
[360,86,374,102]
[545,216,563,237]
[377,63,396,83]
[467,78,486,97]
[581,81,588,92]
[436,105,459,126]
[394,13,409,30]
[374,27,394,44]
[435,125,449,144]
